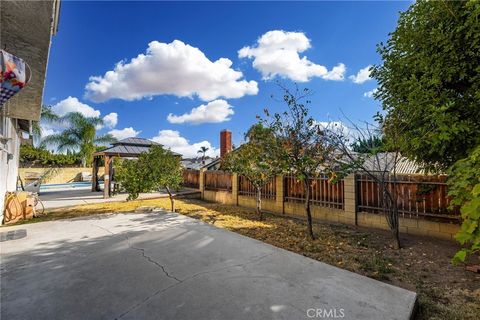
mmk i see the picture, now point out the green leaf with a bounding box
[452,249,467,264]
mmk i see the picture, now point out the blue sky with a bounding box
[43,1,411,158]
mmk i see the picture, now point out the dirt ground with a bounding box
[13,197,480,320]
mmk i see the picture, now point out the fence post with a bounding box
[199,168,206,199]
[231,173,238,205]
[275,175,285,214]
[343,173,357,226]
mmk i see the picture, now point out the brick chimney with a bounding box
[220,129,232,158]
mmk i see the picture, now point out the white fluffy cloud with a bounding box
[167,99,234,124]
[349,65,372,84]
[238,30,346,82]
[317,121,350,137]
[85,40,258,102]
[363,88,377,98]
[108,127,141,140]
[102,112,118,128]
[151,130,219,158]
[52,96,101,118]
[40,124,59,137]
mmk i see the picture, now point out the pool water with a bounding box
[39,182,103,191]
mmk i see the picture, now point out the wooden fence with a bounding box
[284,175,345,209]
[238,175,276,199]
[356,173,460,220]
[185,169,460,221]
[204,171,232,191]
[183,169,200,188]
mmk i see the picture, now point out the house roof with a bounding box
[1,0,61,121]
[113,137,160,147]
[94,137,181,158]
[182,157,215,170]
[360,152,428,175]
[203,149,431,175]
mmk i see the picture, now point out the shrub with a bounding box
[20,145,82,167]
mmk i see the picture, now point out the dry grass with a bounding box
[12,197,480,319]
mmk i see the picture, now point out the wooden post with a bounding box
[199,168,206,199]
[91,157,97,192]
[103,155,110,199]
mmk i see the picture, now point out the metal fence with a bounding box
[204,170,232,191]
[238,175,276,199]
[284,175,344,209]
[356,173,460,220]
[182,169,200,188]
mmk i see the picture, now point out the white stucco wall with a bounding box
[0,114,21,223]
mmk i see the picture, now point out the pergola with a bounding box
[91,138,181,198]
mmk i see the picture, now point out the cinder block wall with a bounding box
[199,171,460,241]
[19,167,104,184]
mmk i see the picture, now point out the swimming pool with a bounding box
[39,182,103,191]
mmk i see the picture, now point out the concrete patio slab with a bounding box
[0,211,416,319]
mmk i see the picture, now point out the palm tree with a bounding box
[31,106,60,144]
[43,112,117,167]
[197,146,209,162]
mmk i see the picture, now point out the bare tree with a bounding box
[328,115,402,249]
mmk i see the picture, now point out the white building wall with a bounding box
[0,114,21,223]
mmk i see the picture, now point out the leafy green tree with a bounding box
[221,124,281,220]
[372,0,480,258]
[371,0,480,172]
[351,135,384,154]
[260,87,338,239]
[116,145,183,210]
[43,112,116,167]
[448,145,480,263]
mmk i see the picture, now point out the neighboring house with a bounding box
[181,157,215,170]
[0,1,61,221]
[202,129,232,171]
[360,152,429,175]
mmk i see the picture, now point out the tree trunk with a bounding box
[304,179,315,240]
[165,186,175,212]
[256,186,263,220]
[382,183,401,249]
[392,227,401,250]
[391,188,401,249]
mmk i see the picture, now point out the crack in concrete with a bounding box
[88,222,278,320]
[89,223,181,282]
[90,223,115,235]
[115,251,277,319]
[124,233,182,283]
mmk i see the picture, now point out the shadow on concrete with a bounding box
[1,212,416,320]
